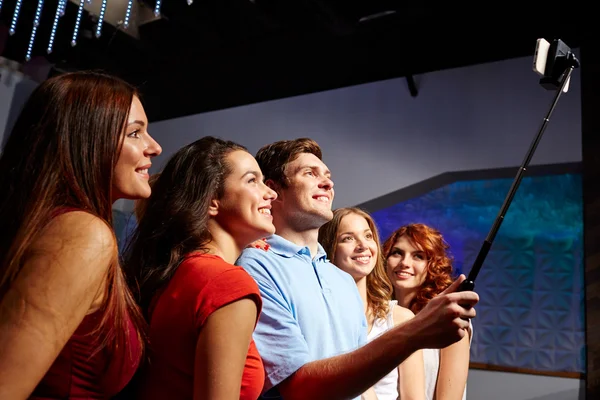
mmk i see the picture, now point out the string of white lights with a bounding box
[25,0,45,61]
[1,1,197,61]
[70,0,85,47]
[47,0,67,54]
[94,0,107,38]
[123,0,133,29]
[9,0,23,35]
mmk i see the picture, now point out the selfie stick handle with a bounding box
[458,54,578,293]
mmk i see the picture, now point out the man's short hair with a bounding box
[255,138,322,189]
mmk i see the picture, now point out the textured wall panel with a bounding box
[370,173,584,374]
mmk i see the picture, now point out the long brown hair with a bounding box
[124,136,247,315]
[133,173,161,222]
[0,70,146,358]
[382,223,454,314]
[319,207,393,322]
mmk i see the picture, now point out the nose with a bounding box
[144,134,162,157]
[355,238,366,252]
[319,175,334,191]
[263,183,277,201]
[400,256,411,268]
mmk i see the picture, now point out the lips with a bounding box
[258,205,272,216]
[136,164,151,177]
[393,270,414,279]
[313,192,331,204]
[351,255,371,264]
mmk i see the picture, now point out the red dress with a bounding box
[30,208,142,399]
[136,253,265,400]
[30,312,141,399]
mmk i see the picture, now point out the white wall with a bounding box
[468,370,583,400]
[142,53,584,399]
[0,66,25,146]
[146,52,581,211]
[0,66,39,148]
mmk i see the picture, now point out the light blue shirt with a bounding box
[237,234,367,399]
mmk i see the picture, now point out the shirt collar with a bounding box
[267,234,328,261]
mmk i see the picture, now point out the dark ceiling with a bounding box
[0,1,595,122]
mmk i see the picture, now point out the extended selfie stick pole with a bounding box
[457,48,580,293]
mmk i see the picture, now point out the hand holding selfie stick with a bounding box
[458,39,580,293]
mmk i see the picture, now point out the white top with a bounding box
[424,320,473,400]
[367,300,399,400]
[423,348,440,400]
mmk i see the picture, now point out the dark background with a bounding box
[0,1,594,122]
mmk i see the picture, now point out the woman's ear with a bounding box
[208,199,219,217]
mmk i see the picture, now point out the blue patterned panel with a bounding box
[370,173,584,374]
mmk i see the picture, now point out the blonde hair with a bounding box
[319,207,393,322]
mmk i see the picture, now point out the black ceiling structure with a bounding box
[0,1,595,122]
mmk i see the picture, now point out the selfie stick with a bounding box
[458,41,580,293]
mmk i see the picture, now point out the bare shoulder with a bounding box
[39,210,115,250]
[28,211,116,284]
[392,304,415,325]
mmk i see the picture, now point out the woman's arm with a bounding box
[0,212,114,399]
[361,387,378,400]
[393,306,425,400]
[435,324,472,400]
[193,298,258,400]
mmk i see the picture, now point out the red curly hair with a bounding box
[382,223,454,314]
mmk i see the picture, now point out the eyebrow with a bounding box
[242,170,262,179]
[294,165,332,176]
[392,247,425,255]
[339,229,371,236]
[127,120,146,127]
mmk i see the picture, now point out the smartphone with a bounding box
[534,38,570,93]
[533,38,550,76]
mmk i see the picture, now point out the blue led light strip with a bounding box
[26,0,45,61]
